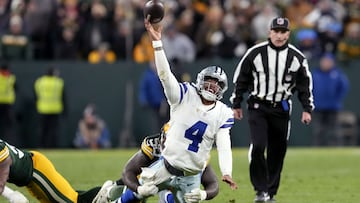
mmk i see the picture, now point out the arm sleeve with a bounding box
[230,54,253,108]
[122,151,152,192]
[215,128,233,177]
[201,165,219,200]
[152,40,181,105]
[296,58,315,113]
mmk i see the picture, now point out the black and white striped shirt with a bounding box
[231,39,314,113]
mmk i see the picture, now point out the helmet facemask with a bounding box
[199,77,225,101]
[196,66,228,102]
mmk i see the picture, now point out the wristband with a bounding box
[152,40,163,49]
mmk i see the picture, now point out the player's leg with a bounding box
[27,151,98,203]
[168,174,201,203]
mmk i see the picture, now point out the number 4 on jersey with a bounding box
[184,121,207,152]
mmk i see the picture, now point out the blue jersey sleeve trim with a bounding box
[179,83,188,103]
[220,118,234,128]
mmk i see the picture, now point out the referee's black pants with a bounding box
[247,99,290,197]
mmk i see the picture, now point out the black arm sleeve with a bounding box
[201,165,219,200]
[295,61,314,113]
[232,56,253,109]
[121,151,153,192]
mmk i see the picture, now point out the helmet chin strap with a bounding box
[201,90,217,102]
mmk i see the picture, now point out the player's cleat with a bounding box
[92,180,115,203]
[108,185,126,201]
[254,191,270,203]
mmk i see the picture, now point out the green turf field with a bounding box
[2,148,359,203]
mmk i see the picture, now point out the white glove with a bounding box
[139,167,156,184]
[8,191,29,203]
[184,188,207,203]
[137,181,158,198]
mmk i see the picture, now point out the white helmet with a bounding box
[195,66,228,101]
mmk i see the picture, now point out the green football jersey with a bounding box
[0,139,33,186]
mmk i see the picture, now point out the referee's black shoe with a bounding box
[267,195,276,203]
[254,191,270,202]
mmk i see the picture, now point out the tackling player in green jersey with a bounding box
[93,123,224,203]
[0,139,101,203]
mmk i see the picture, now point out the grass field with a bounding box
[2,147,360,203]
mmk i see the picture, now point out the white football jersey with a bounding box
[162,82,234,174]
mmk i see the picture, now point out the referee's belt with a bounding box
[250,96,283,108]
[164,159,198,177]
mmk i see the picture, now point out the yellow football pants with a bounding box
[26,151,78,203]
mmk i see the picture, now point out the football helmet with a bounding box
[195,66,228,101]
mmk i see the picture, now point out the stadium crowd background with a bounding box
[0,0,359,63]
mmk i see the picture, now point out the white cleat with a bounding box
[92,180,115,203]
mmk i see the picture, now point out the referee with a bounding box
[230,17,314,203]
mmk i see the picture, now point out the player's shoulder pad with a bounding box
[141,133,162,160]
[0,142,10,163]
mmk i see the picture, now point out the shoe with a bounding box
[92,180,115,203]
[108,185,126,201]
[254,191,270,203]
[267,195,276,203]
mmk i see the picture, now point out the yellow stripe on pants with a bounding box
[26,151,78,203]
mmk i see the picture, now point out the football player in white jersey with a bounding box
[137,17,238,202]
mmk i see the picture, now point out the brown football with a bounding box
[143,0,165,24]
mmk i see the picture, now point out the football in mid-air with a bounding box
[143,0,165,24]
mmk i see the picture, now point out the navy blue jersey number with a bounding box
[185,121,207,152]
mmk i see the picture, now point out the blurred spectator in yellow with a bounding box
[88,42,116,64]
[337,22,360,62]
[311,53,349,146]
[285,0,314,29]
[0,15,32,60]
[73,103,111,149]
[0,61,17,143]
[34,66,67,148]
[133,32,154,63]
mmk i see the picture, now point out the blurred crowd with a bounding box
[0,0,359,64]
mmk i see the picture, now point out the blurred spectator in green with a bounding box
[73,103,111,149]
[337,22,360,62]
[0,15,32,60]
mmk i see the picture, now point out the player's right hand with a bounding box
[222,175,238,190]
[137,182,159,198]
[184,188,207,202]
[8,191,29,203]
[144,16,162,41]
